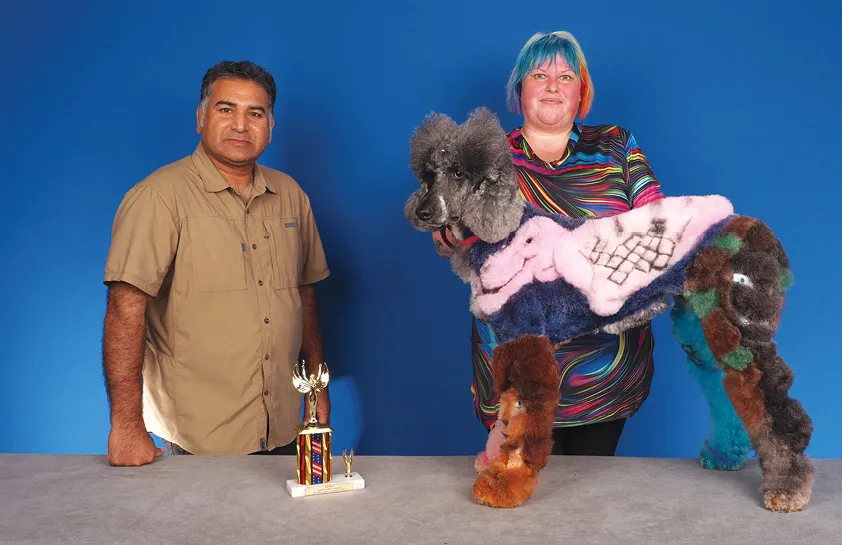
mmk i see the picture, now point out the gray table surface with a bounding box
[0,454,838,544]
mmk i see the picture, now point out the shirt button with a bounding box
[258,279,263,286]
[264,390,269,396]
[264,233,270,239]
[252,243,257,249]
[265,354,270,360]
[264,317,270,324]
[246,208,250,214]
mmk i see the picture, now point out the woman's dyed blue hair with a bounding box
[506,31,593,118]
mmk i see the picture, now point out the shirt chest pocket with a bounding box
[188,216,248,291]
[263,217,301,289]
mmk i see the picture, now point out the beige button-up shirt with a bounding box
[103,143,330,454]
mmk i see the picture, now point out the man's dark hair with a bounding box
[200,60,277,114]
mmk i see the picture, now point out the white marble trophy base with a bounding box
[286,472,365,498]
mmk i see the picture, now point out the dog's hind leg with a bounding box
[670,297,751,470]
[684,218,814,511]
[719,353,814,512]
[696,308,814,511]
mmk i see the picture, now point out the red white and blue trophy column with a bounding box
[286,360,365,497]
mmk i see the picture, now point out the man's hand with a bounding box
[107,423,164,466]
[306,390,331,425]
[102,282,155,467]
[432,228,458,258]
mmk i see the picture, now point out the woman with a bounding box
[434,31,664,456]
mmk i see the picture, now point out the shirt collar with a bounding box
[191,142,277,194]
[509,123,582,165]
[254,163,277,194]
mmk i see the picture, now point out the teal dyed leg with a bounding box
[670,298,752,470]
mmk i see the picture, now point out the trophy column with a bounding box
[296,425,332,485]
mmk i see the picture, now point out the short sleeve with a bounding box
[625,132,665,208]
[297,193,330,286]
[103,184,179,297]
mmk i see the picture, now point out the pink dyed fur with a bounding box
[474,418,507,472]
[472,195,734,317]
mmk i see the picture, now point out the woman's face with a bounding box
[519,55,581,132]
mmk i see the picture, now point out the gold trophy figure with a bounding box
[342,449,354,478]
[294,359,330,426]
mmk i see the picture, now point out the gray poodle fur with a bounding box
[404,107,664,331]
[404,107,525,281]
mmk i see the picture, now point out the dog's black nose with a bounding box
[416,206,433,221]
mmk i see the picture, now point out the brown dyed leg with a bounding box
[722,362,814,512]
[473,335,559,508]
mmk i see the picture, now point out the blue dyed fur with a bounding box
[467,203,733,346]
[670,298,752,470]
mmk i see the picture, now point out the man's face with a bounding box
[196,78,274,167]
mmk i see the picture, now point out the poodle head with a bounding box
[404,107,524,243]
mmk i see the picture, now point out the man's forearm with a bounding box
[102,282,149,428]
[299,283,325,375]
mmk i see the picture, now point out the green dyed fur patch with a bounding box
[685,289,720,318]
[714,233,742,254]
[780,269,795,291]
[722,347,753,370]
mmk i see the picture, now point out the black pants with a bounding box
[550,418,626,456]
[163,439,297,456]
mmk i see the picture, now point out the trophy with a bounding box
[285,359,365,498]
[342,449,354,477]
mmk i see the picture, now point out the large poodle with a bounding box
[404,107,814,512]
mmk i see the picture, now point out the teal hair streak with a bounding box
[506,33,583,114]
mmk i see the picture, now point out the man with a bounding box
[101,60,331,466]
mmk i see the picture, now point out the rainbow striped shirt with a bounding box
[470,124,664,428]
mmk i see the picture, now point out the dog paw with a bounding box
[763,491,810,513]
[473,473,519,508]
[472,466,538,508]
[699,441,745,471]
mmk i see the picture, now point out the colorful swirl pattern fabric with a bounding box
[471,124,664,428]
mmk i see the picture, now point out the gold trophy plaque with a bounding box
[285,360,365,498]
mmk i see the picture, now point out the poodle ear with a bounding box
[464,106,503,129]
[460,107,514,191]
[462,107,508,154]
[409,112,456,178]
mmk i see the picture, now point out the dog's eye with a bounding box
[515,400,522,409]
[453,169,463,179]
[733,273,754,288]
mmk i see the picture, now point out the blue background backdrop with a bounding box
[1,0,840,459]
